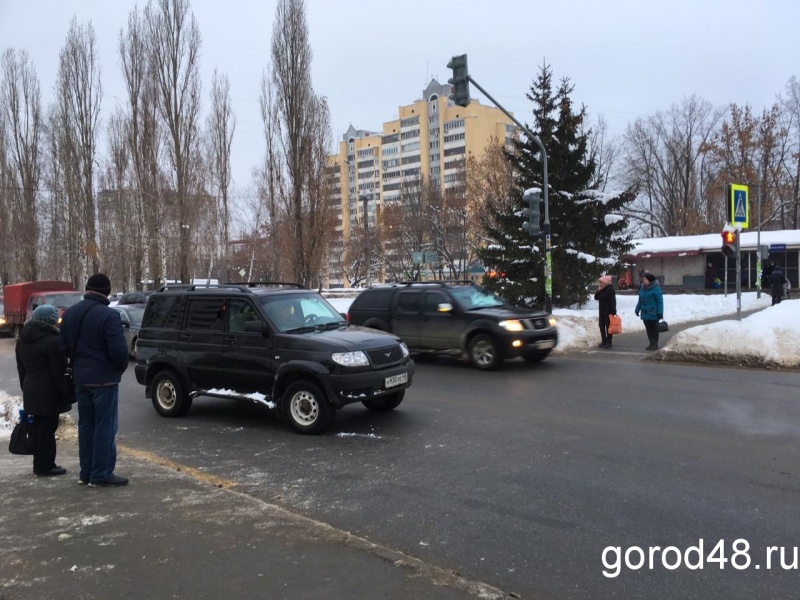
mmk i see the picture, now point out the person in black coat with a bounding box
[15,305,72,476]
[594,275,617,349]
[770,266,786,306]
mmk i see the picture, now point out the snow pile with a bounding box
[661,300,800,368]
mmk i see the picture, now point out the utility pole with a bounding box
[447,53,553,313]
[363,194,369,287]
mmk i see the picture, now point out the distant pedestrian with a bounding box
[770,266,786,306]
[15,305,72,477]
[635,272,664,351]
[761,262,775,289]
[594,275,617,349]
[705,263,715,289]
[59,274,130,487]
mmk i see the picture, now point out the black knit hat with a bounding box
[644,273,656,283]
[86,273,112,296]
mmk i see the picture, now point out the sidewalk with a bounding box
[0,427,514,600]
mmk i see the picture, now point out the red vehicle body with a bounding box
[1,280,75,337]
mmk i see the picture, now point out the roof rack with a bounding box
[398,280,476,287]
[156,281,308,293]
[240,281,308,289]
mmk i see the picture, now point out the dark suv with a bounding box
[134,283,415,434]
[347,281,558,370]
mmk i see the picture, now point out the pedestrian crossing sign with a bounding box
[728,184,749,229]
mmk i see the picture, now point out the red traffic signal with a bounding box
[721,230,737,257]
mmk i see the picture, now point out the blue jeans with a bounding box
[77,384,119,482]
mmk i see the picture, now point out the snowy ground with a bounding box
[2,292,798,437]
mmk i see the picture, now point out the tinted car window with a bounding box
[142,296,183,329]
[397,291,421,313]
[352,288,394,309]
[186,298,224,331]
[421,291,448,314]
[227,298,260,333]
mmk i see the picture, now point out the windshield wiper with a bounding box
[283,326,318,334]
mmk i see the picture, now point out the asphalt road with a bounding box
[1,324,799,599]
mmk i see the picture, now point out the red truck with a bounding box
[1,281,76,338]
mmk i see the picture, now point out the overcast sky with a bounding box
[1,0,798,197]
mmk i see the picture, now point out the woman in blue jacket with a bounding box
[635,272,664,350]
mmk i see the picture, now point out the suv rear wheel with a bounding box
[468,334,499,370]
[283,380,334,435]
[151,370,193,417]
[362,389,404,412]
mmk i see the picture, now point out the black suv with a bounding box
[347,281,558,370]
[134,283,415,434]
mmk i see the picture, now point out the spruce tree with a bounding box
[478,64,635,308]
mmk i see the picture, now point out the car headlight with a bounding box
[548,317,557,328]
[0,317,5,325]
[332,350,369,367]
[400,342,409,357]
[499,319,524,332]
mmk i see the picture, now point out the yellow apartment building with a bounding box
[325,78,515,287]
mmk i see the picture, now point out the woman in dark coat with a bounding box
[15,305,72,476]
[770,266,786,306]
[594,275,617,349]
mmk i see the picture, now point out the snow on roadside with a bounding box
[660,299,800,368]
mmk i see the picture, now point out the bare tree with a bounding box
[147,0,202,283]
[378,175,435,282]
[0,101,13,283]
[269,0,333,286]
[622,95,724,236]
[206,69,235,280]
[54,17,103,286]
[585,115,620,191]
[0,48,42,280]
[258,67,286,281]
[120,6,168,290]
[779,77,800,228]
[40,105,71,281]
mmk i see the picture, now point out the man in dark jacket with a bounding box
[770,266,786,306]
[59,274,130,487]
[15,305,72,476]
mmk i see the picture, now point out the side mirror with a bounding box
[243,320,269,335]
[437,303,453,313]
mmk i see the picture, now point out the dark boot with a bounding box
[646,331,658,350]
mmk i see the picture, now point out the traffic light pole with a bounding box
[735,233,742,320]
[465,76,553,314]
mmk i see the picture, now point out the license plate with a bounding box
[535,339,556,349]
[385,372,408,388]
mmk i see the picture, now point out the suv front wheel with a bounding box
[468,334,499,370]
[283,380,334,435]
[151,370,193,417]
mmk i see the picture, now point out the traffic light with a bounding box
[521,189,541,236]
[447,54,470,107]
[721,230,737,257]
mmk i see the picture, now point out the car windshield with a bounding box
[449,286,505,310]
[40,293,83,308]
[259,293,345,333]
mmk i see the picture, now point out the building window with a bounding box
[382,133,399,144]
[443,118,465,134]
[443,146,466,157]
[444,132,465,143]
[401,129,420,140]
[401,142,420,153]
[401,154,420,165]
[401,115,420,127]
